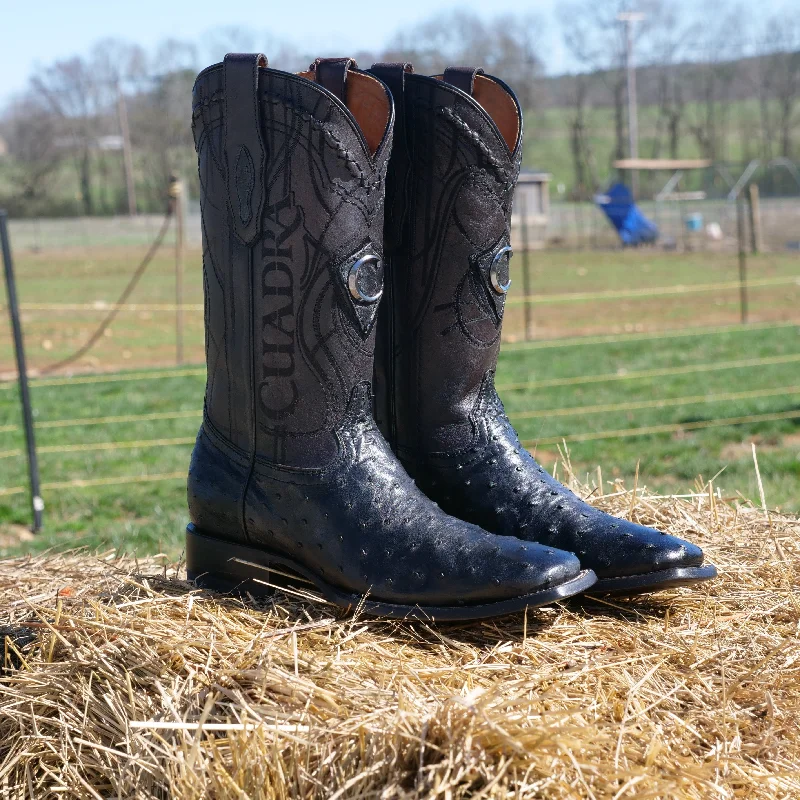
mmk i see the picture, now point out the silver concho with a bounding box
[347,254,383,303]
[489,246,513,295]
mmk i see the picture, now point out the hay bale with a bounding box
[1,477,798,799]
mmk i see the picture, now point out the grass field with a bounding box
[1,222,799,555]
[3,237,799,370]
[1,323,799,557]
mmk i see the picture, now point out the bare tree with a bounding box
[8,3,794,219]
[646,4,692,160]
[25,40,149,215]
[382,10,545,108]
[31,56,101,214]
[567,74,599,198]
[683,6,744,163]
[752,14,800,161]
[129,67,196,208]
[0,96,64,215]
[559,1,662,168]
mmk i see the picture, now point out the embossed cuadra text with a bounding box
[259,192,304,420]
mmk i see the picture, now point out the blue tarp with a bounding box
[596,183,659,246]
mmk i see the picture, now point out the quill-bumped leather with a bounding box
[370,66,709,582]
[186,57,585,607]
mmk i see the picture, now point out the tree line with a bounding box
[0,3,797,216]
[554,1,800,198]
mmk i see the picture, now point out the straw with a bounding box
[1,468,798,798]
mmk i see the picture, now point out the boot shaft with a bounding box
[186,56,604,614]
[368,64,523,457]
[192,55,393,468]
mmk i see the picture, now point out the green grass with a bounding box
[0,369,202,556]
[502,249,800,339]
[0,230,798,558]
[1,245,207,372]
[1,321,799,559]
[4,246,799,370]
[498,324,800,512]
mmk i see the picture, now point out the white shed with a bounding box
[512,170,550,250]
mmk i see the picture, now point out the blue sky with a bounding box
[0,0,566,106]
[1,0,789,107]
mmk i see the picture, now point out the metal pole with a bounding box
[117,83,138,216]
[737,196,748,324]
[170,177,185,365]
[519,194,533,340]
[0,211,43,532]
[678,195,689,252]
[747,183,762,254]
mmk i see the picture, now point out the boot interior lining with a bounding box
[434,74,520,153]
[298,70,390,156]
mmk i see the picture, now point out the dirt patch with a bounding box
[721,434,800,461]
[0,524,34,549]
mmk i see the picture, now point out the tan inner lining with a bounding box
[435,74,520,153]
[298,70,390,155]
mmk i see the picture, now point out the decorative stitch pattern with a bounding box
[437,106,518,192]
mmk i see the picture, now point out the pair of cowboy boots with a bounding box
[186,54,716,620]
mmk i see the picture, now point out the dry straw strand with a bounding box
[1,469,799,798]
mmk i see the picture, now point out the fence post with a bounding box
[573,201,582,250]
[170,176,185,365]
[747,183,762,254]
[519,194,534,340]
[0,211,43,532]
[678,195,689,252]
[736,196,748,324]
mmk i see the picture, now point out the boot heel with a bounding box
[186,524,310,599]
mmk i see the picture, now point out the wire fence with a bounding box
[539,196,800,253]
[3,186,800,370]
[2,357,800,499]
[10,195,797,254]
[2,377,798,461]
[1,189,799,522]
[528,409,800,448]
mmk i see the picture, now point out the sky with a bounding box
[1,0,790,108]
[0,0,566,107]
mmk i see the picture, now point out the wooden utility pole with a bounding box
[170,176,185,364]
[117,83,137,216]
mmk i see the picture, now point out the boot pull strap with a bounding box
[369,62,414,97]
[309,57,358,103]
[223,52,268,246]
[443,66,484,96]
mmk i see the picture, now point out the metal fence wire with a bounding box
[0,188,799,525]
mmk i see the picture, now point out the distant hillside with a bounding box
[536,51,798,109]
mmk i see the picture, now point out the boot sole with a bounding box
[589,564,718,595]
[185,525,597,621]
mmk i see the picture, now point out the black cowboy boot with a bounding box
[185,54,596,620]
[368,62,716,594]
